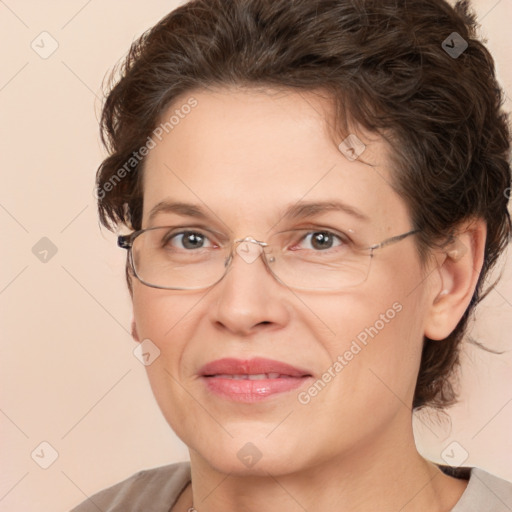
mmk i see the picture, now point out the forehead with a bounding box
[141,87,410,232]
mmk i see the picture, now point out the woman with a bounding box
[72,0,512,510]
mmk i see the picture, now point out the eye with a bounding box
[164,230,216,250]
[295,231,346,251]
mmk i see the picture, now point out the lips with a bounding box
[199,357,313,403]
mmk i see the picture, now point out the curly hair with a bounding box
[95,0,511,411]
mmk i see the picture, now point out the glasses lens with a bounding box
[131,227,227,290]
[267,233,372,291]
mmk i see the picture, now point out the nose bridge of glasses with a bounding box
[229,236,271,267]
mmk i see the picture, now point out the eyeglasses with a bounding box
[118,226,420,291]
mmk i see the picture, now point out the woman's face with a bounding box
[131,87,439,475]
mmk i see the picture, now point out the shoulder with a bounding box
[450,467,512,511]
[70,461,191,512]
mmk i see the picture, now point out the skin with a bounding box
[129,87,486,511]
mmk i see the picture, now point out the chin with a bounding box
[188,432,309,476]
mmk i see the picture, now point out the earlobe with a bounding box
[424,219,487,340]
[131,319,141,342]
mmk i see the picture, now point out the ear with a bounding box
[424,218,487,340]
[131,318,141,342]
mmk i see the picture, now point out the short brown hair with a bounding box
[96,0,511,410]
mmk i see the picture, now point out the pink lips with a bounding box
[199,357,312,403]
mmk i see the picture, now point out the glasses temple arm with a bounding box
[370,229,420,251]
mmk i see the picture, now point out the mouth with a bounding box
[199,358,313,402]
[208,373,293,380]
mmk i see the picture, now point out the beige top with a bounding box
[70,461,512,511]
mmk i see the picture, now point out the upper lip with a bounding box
[199,357,311,377]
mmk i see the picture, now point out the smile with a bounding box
[209,373,286,380]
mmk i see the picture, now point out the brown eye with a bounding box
[299,231,344,251]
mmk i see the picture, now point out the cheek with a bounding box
[298,299,425,453]
[131,286,203,430]
[316,286,422,353]
[132,284,199,347]
[312,264,428,402]
[131,284,212,392]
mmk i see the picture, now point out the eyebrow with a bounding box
[147,199,370,225]
[283,200,369,222]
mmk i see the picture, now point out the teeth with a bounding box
[248,373,270,380]
[214,373,283,380]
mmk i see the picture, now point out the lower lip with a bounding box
[202,375,312,403]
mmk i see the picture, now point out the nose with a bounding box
[208,237,290,336]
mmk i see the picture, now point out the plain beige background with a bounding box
[0,1,511,511]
